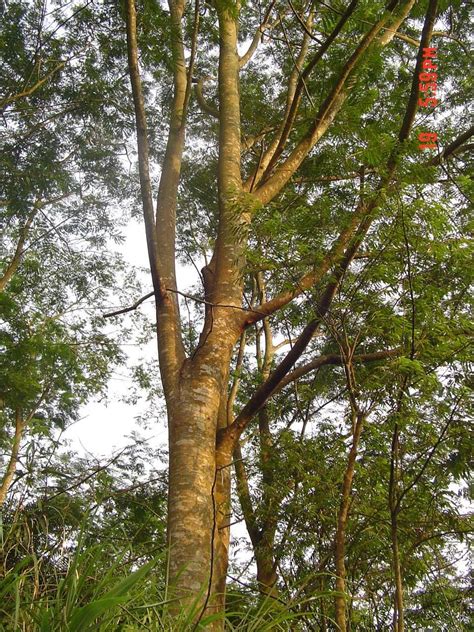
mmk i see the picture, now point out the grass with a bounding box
[0,510,334,631]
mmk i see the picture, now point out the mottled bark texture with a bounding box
[0,411,25,507]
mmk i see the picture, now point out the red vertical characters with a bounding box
[418,47,438,149]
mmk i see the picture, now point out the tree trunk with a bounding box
[255,405,279,598]
[0,410,25,507]
[165,314,241,626]
[212,442,233,612]
[334,412,364,631]
[121,0,426,624]
[255,533,279,597]
[391,513,404,632]
[389,424,404,632]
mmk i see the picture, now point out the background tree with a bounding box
[0,0,141,505]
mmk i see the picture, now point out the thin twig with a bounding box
[103,291,155,318]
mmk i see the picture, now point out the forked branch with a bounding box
[253,0,410,205]
[222,0,439,447]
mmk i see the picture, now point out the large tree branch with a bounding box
[0,208,37,292]
[238,1,278,68]
[427,125,474,166]
[243,0,433,326]
[220,0,438,447]
[126,0,190,387]
[0,378,55,506]
[253,0,415,205]
[242,191,380,326]
[241,126,276,153]
[194,76,219,118]
[274,347,402,394]
[218,249,354,450]
[0,60,66,111]
[227,330,262,545]
[227,332,247,425]
[392,0,438,150]
[244,6,316,192]
[125,0,164,298]
[254,0,359,186]
[378,0,418,46]
[153,0,195,377]
[389,30,471,55]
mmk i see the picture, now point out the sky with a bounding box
[64,218,164,456]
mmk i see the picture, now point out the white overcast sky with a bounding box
[63,218,174,457]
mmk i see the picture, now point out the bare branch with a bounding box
[103,291,155,318]
[167,288,266,316]
[241,126,277,152]
[194,76,219,118]
[238,1,278,68]
[274,347,402,393]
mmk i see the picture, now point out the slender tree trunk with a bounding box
[232,287,281,598]
[165,3,246,617]
[389,424,404,632]
[255,404,279,598]
[334,412,364,631]
[0,410,25,507]
[255,531,279,597]
[212,441,233,612]
[319,572,328,632]
[390,512,404,632]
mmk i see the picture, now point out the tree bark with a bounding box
[0,410,25,507]
[255,530,279,598]
[334,412,364,631]
[165,320,240,623]
[165,3,249,620]
[389,424,404,632]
